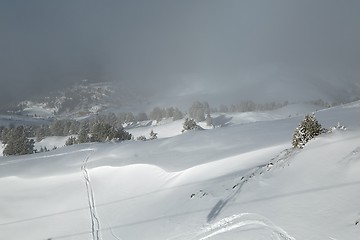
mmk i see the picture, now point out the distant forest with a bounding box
[0,99,334,156]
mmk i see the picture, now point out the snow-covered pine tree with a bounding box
[292,125,307,149]
[182,118,198,132]
[292,114,323,148]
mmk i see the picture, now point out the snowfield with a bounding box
[1,102,360,239]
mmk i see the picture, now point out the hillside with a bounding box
[0,102,360,239]
[1,81,149,119]
[2,77,359,122]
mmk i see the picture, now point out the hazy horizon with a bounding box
[1,0,359,105]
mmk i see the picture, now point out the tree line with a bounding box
[0,119,133,156]
[1,100,336,156]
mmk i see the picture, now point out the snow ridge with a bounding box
[204,148,298,223]
[81,151,102,240]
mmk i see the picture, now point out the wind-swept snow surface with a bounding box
[1,103,360,239]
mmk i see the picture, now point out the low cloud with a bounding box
[0,0,359,104]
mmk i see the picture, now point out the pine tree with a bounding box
[62,121,71,136]
[189,101,206,122]
[89,121,132,142]
[69,121,79,135]
[50,120,65,136]
[3,126,35,156]
[182,118,198,132]
[149,107,163,122]
[35,126,46,142]
[1,128,10,144]
[65,136,77,146]
[165,107,175,119]
[292,114,323,148]
[77,123,90,143]
[113,127,132,141]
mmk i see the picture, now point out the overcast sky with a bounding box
[0,0,359,103]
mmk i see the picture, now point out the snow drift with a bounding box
[1,102,360,239]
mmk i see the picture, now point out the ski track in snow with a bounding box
[172,147,299,240]
[195,213,296,240]
[81,151,102,240]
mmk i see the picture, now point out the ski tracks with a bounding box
[195,213,296,240]
[191,148,298,239]
[81,150,102,240]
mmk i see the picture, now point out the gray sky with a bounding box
[1,0,359,104]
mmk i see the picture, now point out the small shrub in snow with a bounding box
[149,130,158,140]
[39,146,49,152]
[182,118,201,132]
[136,135,147,141]
[292,114,324,149]
[328,122,347,133]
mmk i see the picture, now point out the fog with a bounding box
[0,0,359,104]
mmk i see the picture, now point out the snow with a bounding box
[271,103,324,117]
[22,106,55,118]
[34,136,70,151]
[128,103,328,140]
[127,119,184,139]
[1,102,360,239]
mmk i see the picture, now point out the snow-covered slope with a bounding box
[1,102,360,239]
[0,114,50,127]
[34,136,71,151]
[127,103,325,140]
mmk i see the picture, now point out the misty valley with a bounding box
[1,1,360,240]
